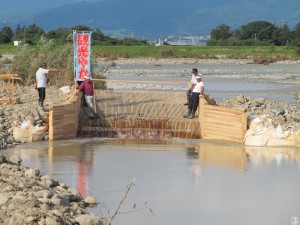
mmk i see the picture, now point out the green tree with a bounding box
[272,23,291,46]
[46,27,71,44]
[0,26,14,43]
[70,25,92,32]
[210,24,232,40]
[237,21,276,40]
[15,24,45,45]
[15,24,22,36]
[92,28,105,44]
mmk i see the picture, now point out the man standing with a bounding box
[184,75,204,119]
[184,68,203,105]
[77,75,95,118]
[35,62,58,107]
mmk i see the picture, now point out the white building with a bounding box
[13,41,22,46]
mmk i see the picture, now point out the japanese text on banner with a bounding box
[74,31,92,81]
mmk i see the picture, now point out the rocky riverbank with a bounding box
[96,57,300,65]
[0,154,103,225]
[219,95,300,132]
[0,86,66,150]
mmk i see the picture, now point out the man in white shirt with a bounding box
[184,75,204,119]
[184,68,203,105]
[35,62,58,107]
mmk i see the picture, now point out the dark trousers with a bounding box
[38,87,46,104]
[186,89,192,97]
[188,92,200,112]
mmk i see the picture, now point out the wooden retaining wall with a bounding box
[199,95,247,143]
[49,92,81,140]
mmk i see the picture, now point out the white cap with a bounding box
[83,75,91,79]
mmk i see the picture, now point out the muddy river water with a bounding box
[3,139,300,225]
[3,62,300,225]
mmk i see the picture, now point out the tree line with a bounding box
[1,21,300,47]
[0,24,148,46]
[208,21,300,46]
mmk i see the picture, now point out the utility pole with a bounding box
[23,27,26,44]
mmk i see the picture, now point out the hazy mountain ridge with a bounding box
[1,0,299,38]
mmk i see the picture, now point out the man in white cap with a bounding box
[35,62,59,107]
[184,74,204,119]
[77,75,95,118]
[184,68,203,105]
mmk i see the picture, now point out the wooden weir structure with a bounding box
[49,80,248,143]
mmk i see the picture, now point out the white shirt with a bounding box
[36,68,49,88]
[191,73,203,85]
[192,81,204,93]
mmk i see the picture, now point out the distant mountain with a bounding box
[1,0,300,38]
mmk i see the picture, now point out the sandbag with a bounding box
[266,136,294,146]
[244,128,274,146]
[30,127,45,142]
[293,131,300,147]
[13,127,31,142]
[13,126,45,142]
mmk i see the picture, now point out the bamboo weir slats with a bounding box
[49,89,247,143]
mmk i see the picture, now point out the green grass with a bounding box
[0,44,23,55]
[93,45,298,59]
[1,44,298,59]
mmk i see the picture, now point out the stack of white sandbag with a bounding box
[244,115,295,146]
[13,121,46,142]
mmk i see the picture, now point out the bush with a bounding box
[10,37,74,85]
[160,49,176,58]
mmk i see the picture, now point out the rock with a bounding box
[75,214,104,225]
[46,217,60,225]
[40,175,57,188]
[25,168,40,177]
[8,212,25,225]
[51,194,70,207]
[9,155,22,165]
[84,196,98,206]
[26,216,35,223]
[0,154,7,164]
[0,194,9,205]
[43,190,54,199]
[60,183,69,189]
[67,187,83,201]
[54,186,67,193]
[236,95,246,104]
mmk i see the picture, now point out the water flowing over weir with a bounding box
[79,90,201,139]
[49,87,247,143]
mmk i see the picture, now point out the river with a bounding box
[3,61,300,225]
[2,138,300,225]
[104,61,300,104]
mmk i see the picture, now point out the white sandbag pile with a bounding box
[244,115,297,147]
[13,120,46,142]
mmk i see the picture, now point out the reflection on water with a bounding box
[3,139,300,225]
